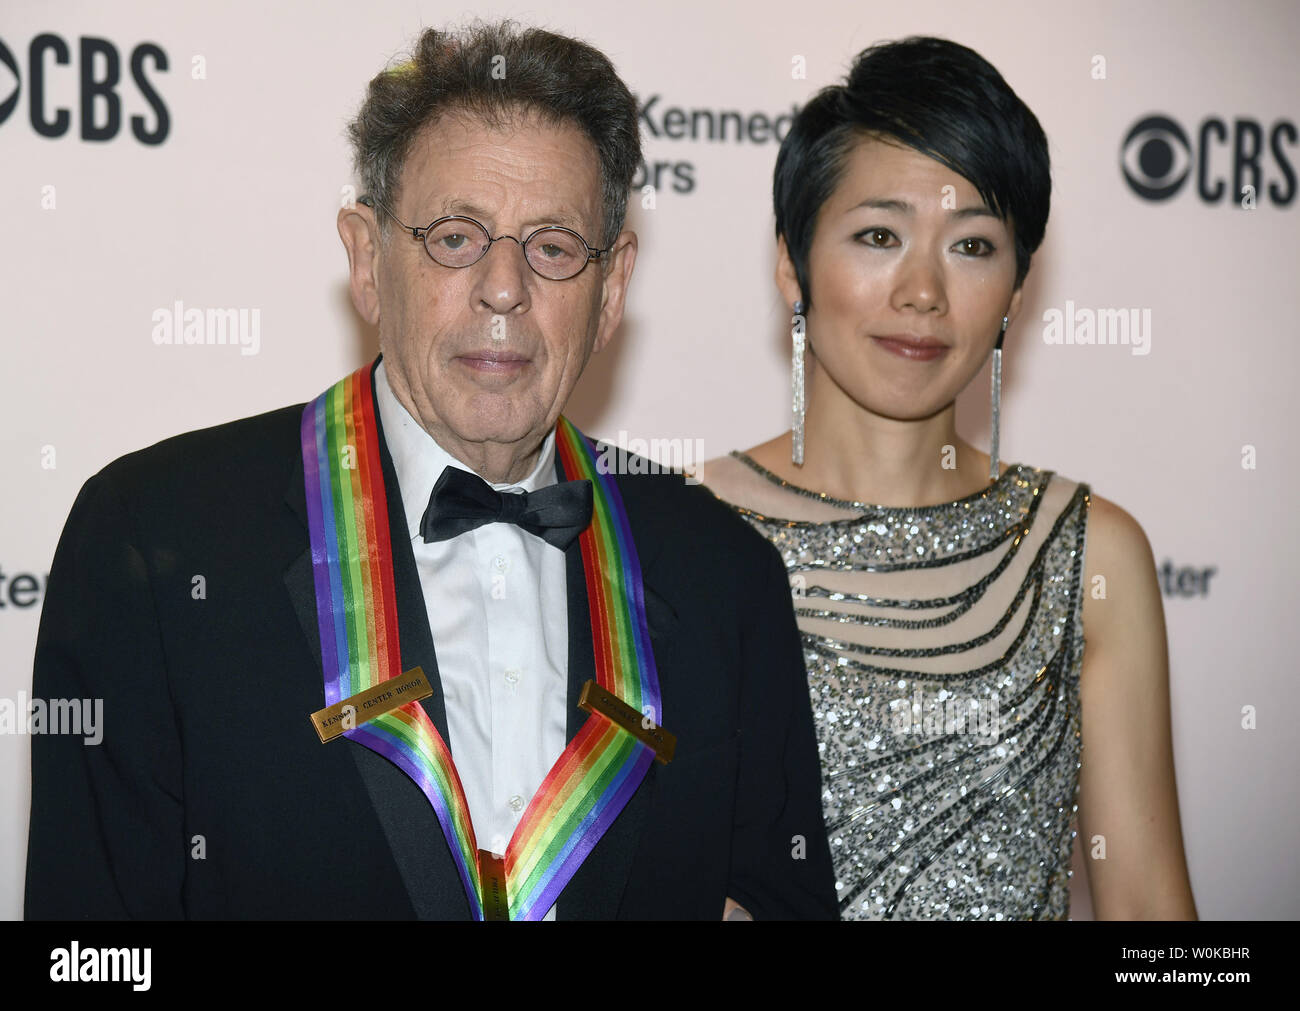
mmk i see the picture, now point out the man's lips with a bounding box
[871,334,949,361]
[455,349,531,373]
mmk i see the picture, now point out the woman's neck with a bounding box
[761,366,997,508]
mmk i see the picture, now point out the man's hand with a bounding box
[723,897,753,921]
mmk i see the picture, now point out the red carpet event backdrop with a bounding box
[1,0,1296,919]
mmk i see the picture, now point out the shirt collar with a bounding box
[373,358,558,541]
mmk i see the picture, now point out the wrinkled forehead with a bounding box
[394,104,604,226]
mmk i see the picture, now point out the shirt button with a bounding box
[504,668,520,686]
[492,555,509,573]
[509,794,524,813]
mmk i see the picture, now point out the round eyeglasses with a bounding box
[360,195,608,281]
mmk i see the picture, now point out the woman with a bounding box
[703,37,1197,920]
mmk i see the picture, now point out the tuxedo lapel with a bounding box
[281,358,468,919]
[550,436,678,920]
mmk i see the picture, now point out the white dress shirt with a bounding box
[372,360,568,920]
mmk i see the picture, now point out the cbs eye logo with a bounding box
[1121,112,1297,207]
[1121,116,1191,200]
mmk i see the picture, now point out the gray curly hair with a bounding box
[346,20,642,250]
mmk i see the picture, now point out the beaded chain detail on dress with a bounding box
[707,453,1091,920]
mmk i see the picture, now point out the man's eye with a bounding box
[539,243,564,258]
[440,233,468,250]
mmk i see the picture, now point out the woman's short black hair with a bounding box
[773,36,1051,307]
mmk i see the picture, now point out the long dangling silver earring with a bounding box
[792,300,806,465]
[988,315,1009,482]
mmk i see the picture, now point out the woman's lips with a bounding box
[871,335,949,361]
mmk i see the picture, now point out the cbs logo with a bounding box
[0,33,169,143]
[1121,113,1296,206]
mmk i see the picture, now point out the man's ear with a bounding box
[775,234,802,310]
[593,229,637,355]
[338,203,383,326]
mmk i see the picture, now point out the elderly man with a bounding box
[25,22,836,920]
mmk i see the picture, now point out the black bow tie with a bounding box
[420,466,593,550]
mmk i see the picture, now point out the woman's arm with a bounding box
[1076,494,1198,920]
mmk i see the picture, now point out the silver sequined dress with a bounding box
[705,453,1091,920]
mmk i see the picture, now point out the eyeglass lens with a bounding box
[423,218,591,280]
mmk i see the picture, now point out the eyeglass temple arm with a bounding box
[357,194,425,239]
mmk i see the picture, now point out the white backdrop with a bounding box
[2,0,1297,920]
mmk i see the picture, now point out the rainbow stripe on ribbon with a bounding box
[502,416,661,919]
[300,364,661,920]
[301,366,482,912]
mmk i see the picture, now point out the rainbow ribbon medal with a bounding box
[301,364,662,919]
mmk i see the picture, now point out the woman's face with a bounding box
[781,135,1024,422]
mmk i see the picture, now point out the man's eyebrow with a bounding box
[849,197,1001,221]
[435,197,589,232]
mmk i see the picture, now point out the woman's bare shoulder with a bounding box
[1078,491,1165,655]
[1082,492,1156,577]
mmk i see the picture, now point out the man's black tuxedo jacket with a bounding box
[25,362,837,920]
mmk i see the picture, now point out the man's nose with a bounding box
[471,235,532,314]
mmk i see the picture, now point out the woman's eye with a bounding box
[955,237,994,256]
[858,228,895,247]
